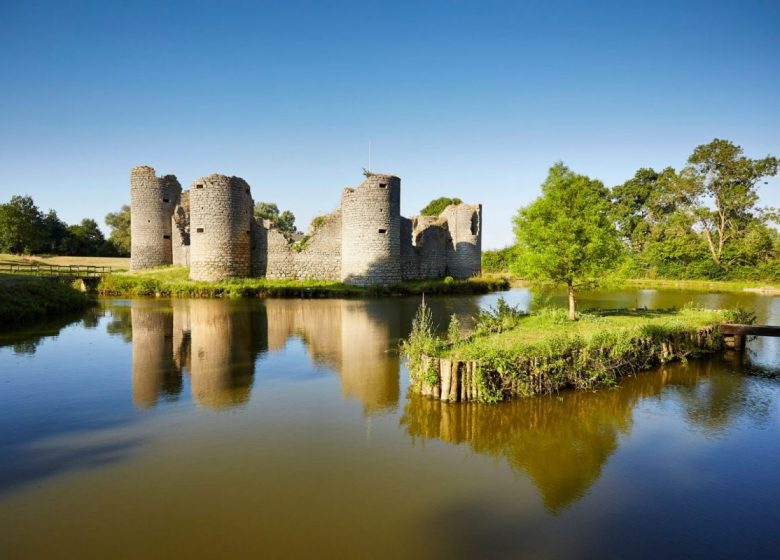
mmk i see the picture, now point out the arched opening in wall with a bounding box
[195,184,204,189]
[163,235,171,240]
[471,212,479,236]
[379,183,387,189]
[378,229,387,234]
[196,228,204,233]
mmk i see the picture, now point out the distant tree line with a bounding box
[485,138,779,284]
[0,196,130,257]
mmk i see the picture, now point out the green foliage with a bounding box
[0,276,93,324]
[474,296,527,335]
[0,195,45,254]
[105,205,131,256]
[447,314,462,344]
[420,197,463,216]
[254,202,297,234]
[482,246,516,273]
[685,139,778,266]
[513,163,623,319]
[401,299,444,388]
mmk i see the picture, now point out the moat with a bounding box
[1,288,779,559]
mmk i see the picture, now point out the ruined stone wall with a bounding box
[401,216,448,280]
[341,174,401,286]
[189,175,253,281]
[172,190,190,267]
[441,203,482,278]
[254,211,342,280]
[130,166,181,270]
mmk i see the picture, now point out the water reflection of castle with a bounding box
[125,298,470,413]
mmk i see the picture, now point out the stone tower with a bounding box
[189,174,253,281]
[340,174,401,286]
[130,166,181,270]
[441,203,482,278]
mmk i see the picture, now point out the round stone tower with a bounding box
[130,166,181,270]
[189,174,253,281]
[340,173,401,286]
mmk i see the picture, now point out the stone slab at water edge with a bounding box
[130,166,482,286]
[404,307,737,403]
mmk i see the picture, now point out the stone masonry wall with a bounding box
[130,166,181,270]
[341,174,401,286]
[130,166,482,285]
[172,190,190,267]
[441,203,482,278]
[189,174,253,281]
[258,210,342,280]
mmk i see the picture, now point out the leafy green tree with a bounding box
[63,218,106,256]
[41,210,70,254]
[611,167,682,252]
[254,202,297,233]
[684,139,778,265]
[420,197,463,216]
[512,163,623,320]
[0,195,45,254]
[105,205,131,256]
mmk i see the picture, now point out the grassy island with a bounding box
[97,266,510,298]
[403,300,745,403]
[0,276,94,324]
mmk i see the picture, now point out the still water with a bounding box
[0,289,778,559]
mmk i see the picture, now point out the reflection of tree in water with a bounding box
[0,311,89,355]
[105,304,133,342]
[672,356,773,434]
[401,358,764,512]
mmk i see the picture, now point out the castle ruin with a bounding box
[130,165,482,285]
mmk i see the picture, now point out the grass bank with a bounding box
[0,253,130,270]
[495,273,780,294]
[404,302,742,403]
[0,275,94,324]
[97,266,510,298]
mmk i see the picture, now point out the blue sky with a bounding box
[1,0,778,248]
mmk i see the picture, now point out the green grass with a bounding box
[97,266,510,298]
[609,277,780,294]
[0,275,94,324]
[444,307,730,361]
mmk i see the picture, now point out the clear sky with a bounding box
[1,0,778,248]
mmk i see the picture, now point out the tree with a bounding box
[41,210,70,254]
[63,218,106,256]
[254,202,297,233]
[512,163,623,320]
[420,197,463,216]
[0,195,45,254]
[611,167,681,252]
[684,139,778,265]
[105,205,131,256]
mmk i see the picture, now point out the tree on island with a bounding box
[254,202,297,234]
[512,163,622,320]
[420,197,463,216]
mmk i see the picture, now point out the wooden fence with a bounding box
[0,263,115,279]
